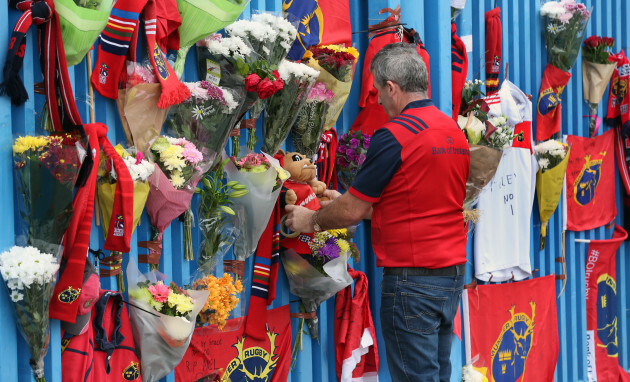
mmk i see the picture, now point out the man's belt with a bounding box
[383,264,466,277]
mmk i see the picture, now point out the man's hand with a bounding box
[284,204,316,233]
[320,189,341,208]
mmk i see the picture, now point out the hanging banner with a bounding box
[175,305,291,382]
[563,129,616,231]
[283,0,351,61]
[584,225,630,382]
[463,275,559,382]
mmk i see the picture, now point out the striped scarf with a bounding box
[91,0,189,107]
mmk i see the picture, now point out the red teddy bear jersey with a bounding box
[280,180,321,254]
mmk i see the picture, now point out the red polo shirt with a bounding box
[349,100,470,268]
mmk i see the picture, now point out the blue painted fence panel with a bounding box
[1,0,630,381]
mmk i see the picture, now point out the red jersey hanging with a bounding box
[564,129,616,231]
[351,26,431,135]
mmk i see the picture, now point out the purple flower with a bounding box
[337,156,349,168]
[319,239,340,260]
[337,145,346,154]
[363,137,371,149]
[349,138,360,149]
[357,153,366,166]
[346,149,358,162]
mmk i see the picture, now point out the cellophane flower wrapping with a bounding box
[145,164,200,236]
[280,247,352,340]
[306,45,359,130]
[263,60,319,154]
[173,0,248,77]
[13,133,84,256]
[127,260,209,382]
[540,0,591,72]
[534,140,571,245]
[582,36,617,136]
[0,246,59,382]
[117,61,172,154]
[166,81,244,170]
[336,130,370,190]
[292,82,333,158]
[225,151,288,261]
[195,161,248,273]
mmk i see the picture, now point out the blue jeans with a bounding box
[380,270,464,382]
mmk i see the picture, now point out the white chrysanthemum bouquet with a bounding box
[534,139,569,172]
[0,246,59,382]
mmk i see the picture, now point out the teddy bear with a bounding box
[275,150,327,254]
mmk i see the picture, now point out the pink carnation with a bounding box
[148,282,170,303]
[134,151,145,164]
[183,146,203,165]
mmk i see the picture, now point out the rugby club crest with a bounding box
[222,330,279,381]
[573,152,607,206]
[491,302,536,381]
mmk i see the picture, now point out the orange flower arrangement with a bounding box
[193,273,243,329]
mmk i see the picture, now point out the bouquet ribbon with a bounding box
[583,114,602,136]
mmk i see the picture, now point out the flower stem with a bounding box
[247,127,257,151]
[231,135,240,158]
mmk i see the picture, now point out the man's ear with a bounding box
[386,80,398,95]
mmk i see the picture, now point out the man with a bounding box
[284,42,470,381]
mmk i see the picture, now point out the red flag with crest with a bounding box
[584,225,630,382]
[564,129,616,231]
[174,305,291,382]
[463,275,559,382]
[536,64,572,141]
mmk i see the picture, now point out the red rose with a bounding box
[584,36,596,48]
[272,78,284,92]
[244,73,261,92]
[272,70,280,80]
[594,36,603,46]
[257,79,276,99]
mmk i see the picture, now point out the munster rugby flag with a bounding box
[536,64,572,141]
[175,305,291,382]
[283,0,352,60]
[563,129,616,231]
[463,276,559,382]
[584,225,630,382]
